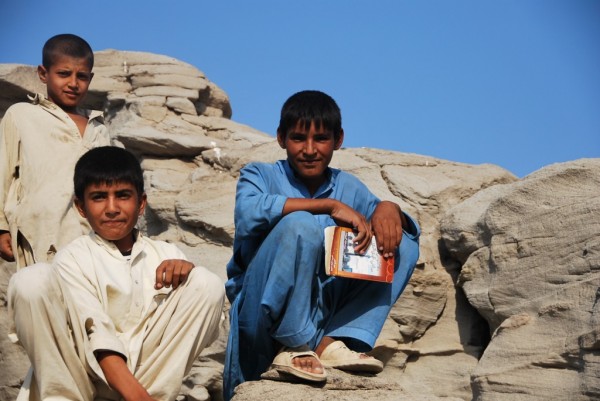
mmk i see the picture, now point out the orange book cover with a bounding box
[324,226,394,283]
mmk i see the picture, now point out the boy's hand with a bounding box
[370,201,405,258]
[281,198,371,253]
[155,259,194,290]
[97,351,157,401]
[330,201,372,254]
[0,232,15,262]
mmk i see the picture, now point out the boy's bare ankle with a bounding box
[315,336,336,357]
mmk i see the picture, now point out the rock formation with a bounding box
[0,50,597,401]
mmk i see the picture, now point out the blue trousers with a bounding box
[224,211,419,400]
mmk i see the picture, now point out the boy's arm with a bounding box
[283,198,373,253]
[0,111,19,262]
[54,251,129,366]
[370,201,407,258]
[96,352,155,401]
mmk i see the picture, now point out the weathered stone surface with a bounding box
[0,261,28,401]
[175,177,237,246]
[0,65,45,119]
[1,50,597,401]
[114,124,215,157]
[441,158,600,400]
[131,74,208,91]
[166,97,198,115]
[232,368,464,401]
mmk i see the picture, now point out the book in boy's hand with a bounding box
[324,226,394,283]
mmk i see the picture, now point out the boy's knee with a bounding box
[186,267,225,308]
[9,263,58,305]
[276,212,324,246]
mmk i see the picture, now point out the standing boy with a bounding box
[8,146,225,401]
[223,90,420,400]
[0,33,111,268]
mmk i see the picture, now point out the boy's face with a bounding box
[277,121,344,194]
[75,181,146,253]
[37,54,93,112]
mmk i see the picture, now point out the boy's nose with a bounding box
[304,140,316,155]
[105,198,120,213]
[68,75,78,88]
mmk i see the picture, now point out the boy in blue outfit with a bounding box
[223,90,420,400]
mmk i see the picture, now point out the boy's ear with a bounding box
[74,197,87,218]
[334,129,345,150]
[37,65,48,83]
[276,130,286,149]
[138,193,147,216]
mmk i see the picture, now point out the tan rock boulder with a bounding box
[441,158,600,399]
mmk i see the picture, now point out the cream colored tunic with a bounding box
[0,94,111,268]
[9,232,225,401]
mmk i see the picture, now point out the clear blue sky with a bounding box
[1,1,598,177]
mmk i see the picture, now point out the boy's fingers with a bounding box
[171,264,184,289]
[353,227,372,254]
[373,220,403,258]
[163,267,174,288]
[155,261,170,289]
[155,260,194,290]
[0,234,15,261]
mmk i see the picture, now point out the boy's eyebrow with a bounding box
[87,190,108,197]
[86,188,135,195]
[288,130,334,136]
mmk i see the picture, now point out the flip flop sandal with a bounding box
[320,340,383,373]
[270,345,327,382]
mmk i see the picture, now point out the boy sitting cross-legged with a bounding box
[8,146,225,401]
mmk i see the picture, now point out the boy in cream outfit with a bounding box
[9,147,225,401]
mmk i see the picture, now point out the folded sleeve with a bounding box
[53,249,127,359]
[0,110,20,231]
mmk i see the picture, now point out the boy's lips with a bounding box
[102,220,126,226]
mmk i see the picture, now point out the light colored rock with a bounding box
[0,261,29,401]
[114,124,214,157]
[130,100,169,122]
[232,368,463,401]
[175,176,237,245]
[442,158,600,400]
[0,64,45,97]
[94,49,190,68]
[88,74,131,93]
[134,85,200,100]
[166,97,198,115]
[131,74,208,91]
[197,82,232,119]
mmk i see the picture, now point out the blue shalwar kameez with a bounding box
[223,160,420,400]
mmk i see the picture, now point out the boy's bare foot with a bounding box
[291,352,324,374]
[315,336,372,360]
[318,339,383,373]
[270,346,327,382]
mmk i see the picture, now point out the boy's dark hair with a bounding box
[278,90,342,140]
[42,34,94,69]
[74,147,144,200]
